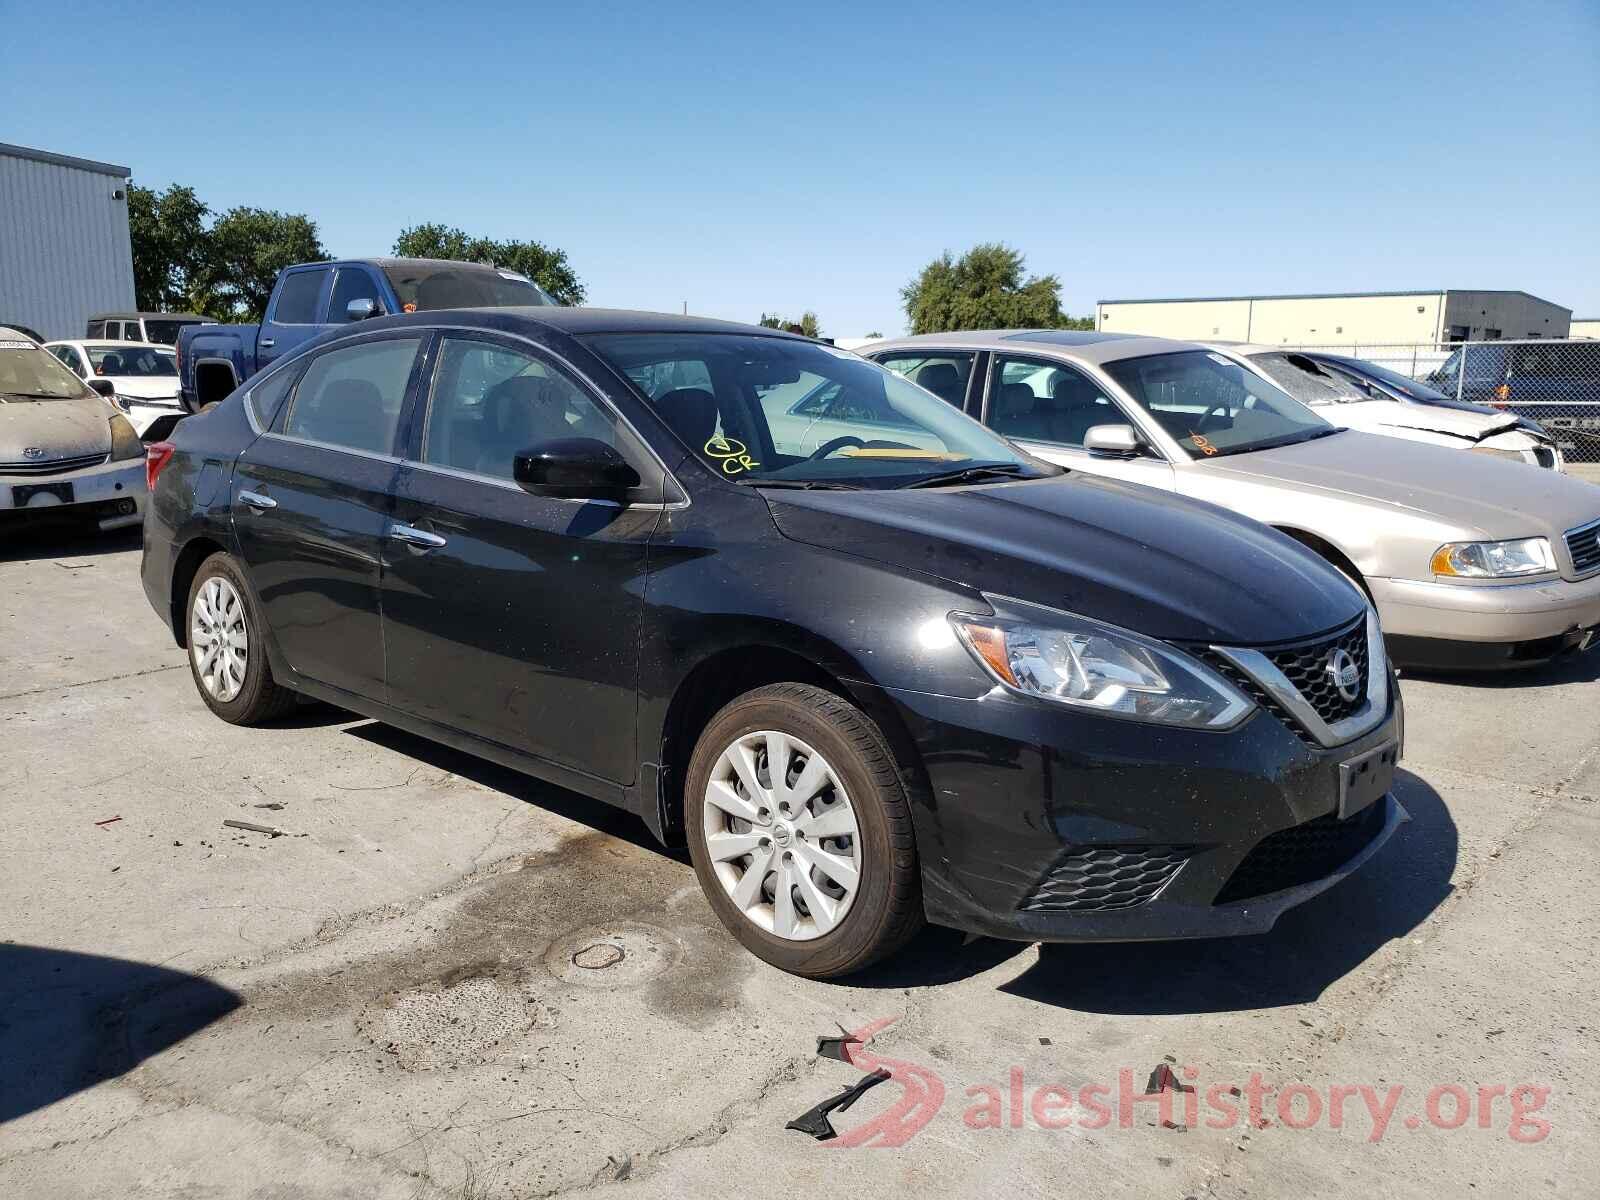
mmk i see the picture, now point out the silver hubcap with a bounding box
[702,730,862,941]
[191,576,248,702]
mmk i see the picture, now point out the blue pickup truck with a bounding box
[176,257,559,412]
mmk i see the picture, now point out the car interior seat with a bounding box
[477,375,568,477]
[652,387,719,450]
[913,363,964,406]
[1050,374,1116,446]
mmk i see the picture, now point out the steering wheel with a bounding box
[1193,402,1233,432]
[807,435,866,461]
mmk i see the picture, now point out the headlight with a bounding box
[950,604,1253,729]
[109,414,145,461]
[1470,446,1524,462]
[1430,537,1555,578]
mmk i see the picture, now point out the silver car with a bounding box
[1,328,147,533]
[863,331,1600,670]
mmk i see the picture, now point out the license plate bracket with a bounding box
[1339,741,1397,819]
[12,481,74,507]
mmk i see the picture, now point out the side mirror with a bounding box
[346,298,380,321]
[87,378,116,398]
[513,437,640,501]
[1083,424,1144,457]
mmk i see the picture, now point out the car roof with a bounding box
[88,312,209,321]
[48,338,169,348]
[357,306,814,340]
[863,329,1202,366]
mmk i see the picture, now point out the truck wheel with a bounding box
[185,553,298,725]
[685,683,923,978]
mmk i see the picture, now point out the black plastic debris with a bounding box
[785,1069,891,1141]
[1144,1062,1195,1096]
[816,1033,864,1064]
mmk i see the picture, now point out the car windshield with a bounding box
[1102,350,1335,458]
[1330,357,1451,402]
[1248,352,1369,404]
[584,332,1056,488]
[383,264,559,311]
[0,341,94,401]
[87,345,177,377]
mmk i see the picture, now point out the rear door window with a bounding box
[875,352,975,409]
[282,336,421,454]
[273,270,329,325]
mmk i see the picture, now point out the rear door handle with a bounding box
[388,523,447,549]
[259,338,276,349]
[237,490,277,511]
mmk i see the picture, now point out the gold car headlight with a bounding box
[109,414,145,462]
[1430,537,1555,578]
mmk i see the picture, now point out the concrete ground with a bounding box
[2,526,1597,1199]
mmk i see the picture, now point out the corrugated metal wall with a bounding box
[0,150,136,340]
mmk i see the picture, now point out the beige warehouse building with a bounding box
[1095,289,1571,347]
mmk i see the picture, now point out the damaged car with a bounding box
[144,308,1405,976]
[1207,343,1562,470]
[864,331,1600,670]
[1,327,146,533]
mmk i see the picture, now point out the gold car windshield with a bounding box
[1104,350,1339,458]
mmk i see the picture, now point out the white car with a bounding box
[44,340,183,436]
[1206,342,1562,470]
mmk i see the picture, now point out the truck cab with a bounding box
[177,258,560,411]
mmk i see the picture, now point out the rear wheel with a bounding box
[185,553,298,724]
[685,683,922,977]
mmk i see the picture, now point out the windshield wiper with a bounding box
[902,463,1037,489]
[744,479,863,491]
[0,390,71,400]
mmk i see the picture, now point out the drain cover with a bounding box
[545,922,680,987]
[572,943,625,970]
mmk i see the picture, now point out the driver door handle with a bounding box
[259,338,276,349]
[388,523,447,550]
[237,490,277,511]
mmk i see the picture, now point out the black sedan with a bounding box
[141,308,1404,977]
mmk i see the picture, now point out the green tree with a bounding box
[194,208,328,321]
[127,184,209,311]
[757,311,822,337]
[900,243,1090,334]
[393,223,585,306]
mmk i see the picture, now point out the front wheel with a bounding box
[685,683,922,977]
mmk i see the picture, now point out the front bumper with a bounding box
[0,457,146,531]
[1369,572,1600,659]
[879,682,1404,943]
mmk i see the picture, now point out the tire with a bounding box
[685,683,922,978]
[184,552,298,725]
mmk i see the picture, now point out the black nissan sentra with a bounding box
[141,308,1404,977]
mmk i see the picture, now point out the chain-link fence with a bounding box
[1280,339,1600,465]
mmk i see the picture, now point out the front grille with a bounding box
[1213,801,1386,905]
[1019,844,1193,913]
[1263,619,1368,724]
[1566,519,1600,577]
[0,452,108,476]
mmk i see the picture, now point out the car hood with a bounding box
[106,376,180,401]
[764,474,1364,645]
[0,395,113,460]
[1320,398,1519,441]
[1200,431,1600,539]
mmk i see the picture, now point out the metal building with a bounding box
[1095,289,1572,348]
[0,142,136,340]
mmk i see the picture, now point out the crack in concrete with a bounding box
[0,662,184,703]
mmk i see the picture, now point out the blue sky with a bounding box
[6,0,1598,335]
